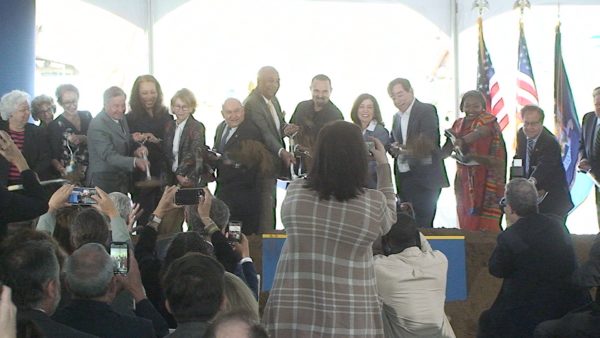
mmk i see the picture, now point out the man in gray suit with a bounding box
[244,66,297,232]
[87,86,149,193]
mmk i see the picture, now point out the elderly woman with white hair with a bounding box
[0,90,51,187]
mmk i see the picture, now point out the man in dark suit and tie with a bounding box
[86,86,149,193]
[388,78,449,228]
[214,98,265,235]
[244,66,297,232]
[515,105,573,220]
[578,87,600,227]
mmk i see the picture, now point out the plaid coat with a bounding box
[263,164,397,337]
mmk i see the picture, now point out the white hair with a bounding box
[0,90,30,120]
[108,192,132,221]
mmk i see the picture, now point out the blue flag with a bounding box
[554,23,591,207]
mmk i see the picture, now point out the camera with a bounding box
[68,187,97,205]
[110,242,129,275]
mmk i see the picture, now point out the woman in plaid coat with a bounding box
[263,121,397,337]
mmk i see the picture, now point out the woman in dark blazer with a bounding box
[0,90,51,187]
[163,88,206,188]
[350,93,391,189]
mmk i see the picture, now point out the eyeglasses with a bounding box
[172,105,189,112]
[62,100,78,106]
[499,197,507,213]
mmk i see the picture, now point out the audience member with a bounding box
[30,94,56,128]
[222,272,259,322]
[108,191,139,232]
[126,75,173,226]
[289,74,343,174]
[243,66,297,233]
[213,98,268,235]
[86,86,149,194]
[0,130,48,239]
[48,84,92,184]
[477,178,590,337]
[162,253,225,338]
[351,93,391,189]
[373,213,455,337]
[0,240,94,338]
[0,90,52,186]
[203,310,269,338]
[262,121,396,337]
[53,243,168,337]
[388,78,448,228]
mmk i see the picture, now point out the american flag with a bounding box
[516,21,539,114]
[477,17,508,130]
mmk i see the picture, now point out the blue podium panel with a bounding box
[262,235,467,302]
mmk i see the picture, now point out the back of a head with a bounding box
[108,192,132,222]
[506,178,539,217]
[223,272,259,321]
[70,208,109,249]
[383,213,420,254]
[163,231,213,272]
[185,197,230,231]
[162,253,225,323]
[0,240,59,309]
[203,310,269,338]
[306,121,367,201]
[65,243,114,299]
[54,205,83,254]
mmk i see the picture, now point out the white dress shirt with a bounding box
[171,117,189,172]
[396,98,415,173]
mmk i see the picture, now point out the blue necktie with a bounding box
[526,138,535,176]
[218,127,231,153]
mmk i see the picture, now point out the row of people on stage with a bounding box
[0,67,594,232]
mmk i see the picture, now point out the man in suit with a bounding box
[86,86,149,194]
[162,253,225,338]
[289,74,343,175]
[53,243,168,338]
[515,105,573,220]
[0,240,95,338]
[214,98,265,235]
[578,86,600,227]
[243,66,297,232]
[478,178,589,337]
[388,78,448,227]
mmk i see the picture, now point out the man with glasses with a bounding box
[478,178,589,337]
[514,104,573,220]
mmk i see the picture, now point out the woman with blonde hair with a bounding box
[223,272,259,322]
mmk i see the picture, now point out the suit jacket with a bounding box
[86,111,136,193]
[0,121,52,186]
[243,89,286,175]
[579,111,600,177]
[52,299,165,338]
[479,213,590,337]
[515,127,574,218]
[390,100,449,189]
[163,116,206,184]
[18,308,97,338]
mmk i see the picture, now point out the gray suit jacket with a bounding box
[86,110,136,193]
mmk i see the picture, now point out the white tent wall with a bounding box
[35,0,600,232]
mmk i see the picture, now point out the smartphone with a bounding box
[68,187,97,205]
[110,242,129,275]
[365,141,375,155]
[227,221,242,243]
[174,188,204,205]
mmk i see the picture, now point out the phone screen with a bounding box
[68,187,97,205]
[228,221,242,243]
[110,242,129,275]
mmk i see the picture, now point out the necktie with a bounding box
[526,138,535,176]
[267,100,281,136]
[219,126,231,153]
[117,120,125,134]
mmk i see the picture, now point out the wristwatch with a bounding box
[148,214,162,229]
